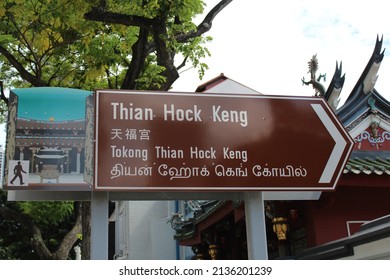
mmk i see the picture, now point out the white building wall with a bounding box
[115,201,177,260]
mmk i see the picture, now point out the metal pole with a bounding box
[244,191,268,260]
[90,191,109,260]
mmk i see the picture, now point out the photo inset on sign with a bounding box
[3,87,92,191]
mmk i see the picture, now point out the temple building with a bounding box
[172,36,390,260]
[14,119,85,175]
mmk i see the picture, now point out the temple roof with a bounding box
[336,89,390,129]
[343,151,390,175]
[335,36,390,126]
[328,36,390,176]
[16,118,85,130]
[11,87,92,122]
[15,137,85,148]
[174,200,242,242]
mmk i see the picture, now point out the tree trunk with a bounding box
[81,201,91,260]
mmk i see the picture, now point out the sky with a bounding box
[171,0,390,106]
[1,0,390,147]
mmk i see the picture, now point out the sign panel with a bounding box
[94,90,354,191]
[3,87,92,191]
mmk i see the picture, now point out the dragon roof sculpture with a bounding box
[302,54,327,97]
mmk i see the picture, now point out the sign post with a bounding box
[244,192,268,259]
[90,191,109,260]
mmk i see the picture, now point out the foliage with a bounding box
[102,0,205,24]
[0,190,79,259]
[0,0,216,91]
[0,190,34,259]
[0,216,36,259]
[0,0,93,87]
[175,35,212,79]
[19,201,74,226]
[0,99,6,122]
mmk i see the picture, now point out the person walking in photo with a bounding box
[10,161,27,185]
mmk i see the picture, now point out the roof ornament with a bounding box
[368,97,378,113]
[325,61,345,111]
[302,54,326,97]
[368,97,382,141]
[369,121,380,140]
[168,212,184,231]
[362,35,385,94]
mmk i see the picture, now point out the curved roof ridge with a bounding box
[324,61,346,110]
[347,35,385,100]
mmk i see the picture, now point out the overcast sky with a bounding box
[171,0,390,106]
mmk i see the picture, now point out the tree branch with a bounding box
[0,81,8,106]
[151,18,179,90]
[0,46,47,87]
[53,202,82,260]
[84,8,153,28]
[175,0,233,42]
[144,0,232,56]
[84,0,233,90]
[176,56,189,71]
[121,26,150,89]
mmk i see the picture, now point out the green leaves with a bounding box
[0,34,15,44]
[136,55,167,90]
[175,35,212,79]
[19,201,74,226]
[0,0,213,91]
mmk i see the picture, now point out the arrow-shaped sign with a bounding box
[311,104,353,185]
[94,91,355,191]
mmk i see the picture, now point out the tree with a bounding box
[0,0,232,90]
[0,191,81,259]
[0,0,232,259]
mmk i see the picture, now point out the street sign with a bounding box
[94,90,354,191]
